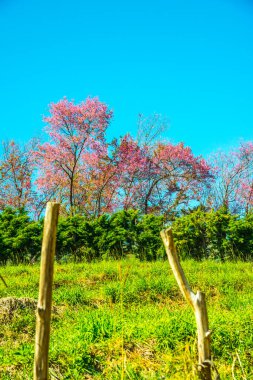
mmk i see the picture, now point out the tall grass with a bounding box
[0,259,252,379]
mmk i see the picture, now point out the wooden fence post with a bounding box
[160,228,213,380]
[34,202,60,380]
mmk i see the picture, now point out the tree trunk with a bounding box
[69,175,74,216]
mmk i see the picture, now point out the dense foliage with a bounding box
[172,207,253,260]
[0,208,42,265]
[1,207,253,264]
[0,208,165,264]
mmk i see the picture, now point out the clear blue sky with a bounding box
[1,0,253,156]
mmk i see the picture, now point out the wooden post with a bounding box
[34,202,60,380]
[160,228,212,380]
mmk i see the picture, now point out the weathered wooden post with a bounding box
[160,228,213,380]
[34,202,60,380]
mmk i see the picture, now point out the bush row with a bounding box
[172,207,253,261]
[0,208,164,264]
[0,207,253,264]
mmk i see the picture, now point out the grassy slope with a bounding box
[0,259,253,379]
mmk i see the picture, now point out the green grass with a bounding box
[0,259,253,379]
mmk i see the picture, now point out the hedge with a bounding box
[0,207,252,264]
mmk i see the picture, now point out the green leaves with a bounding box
[57,215,96,261]
[0,208,42,264]
[56,209,165,261]
[172,207,253,260]
[1,206,253,264]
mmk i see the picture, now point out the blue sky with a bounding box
[0,0,253,156]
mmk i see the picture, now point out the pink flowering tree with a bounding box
[0,140,37,210]
[236,142,253,213]
[136,142,212,218]
[102,136,212,218]
[73,141,119,217]
[34,99,212,218]
[111,134,150,210]
[79,135,150,216]
[207,142,253,214]
[35,97,112,215]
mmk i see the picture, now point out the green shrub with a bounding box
[94,210,140,259]
[228,213,253,260]
[172,207,253,260]
[57,215,97,262]
[0,208,42,264]
[136,214,165,261]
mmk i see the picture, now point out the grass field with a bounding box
[0,259,253,379]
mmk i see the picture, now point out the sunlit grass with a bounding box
[0,259,253,379]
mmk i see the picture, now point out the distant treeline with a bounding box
[0,207,253,265]
[2,97,253,221]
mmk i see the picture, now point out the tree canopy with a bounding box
[1,96,252,219]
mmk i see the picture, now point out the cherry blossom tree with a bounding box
[235,142,253,214]
[206,142,253,214]
[78,135,149,216]
[100,136,212,219]
[0,140,37,210]
[35,97,112,215]
[72,141,119,217]
[136,142,212,218]
[112,134,150,210]
[0,100,212,219]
